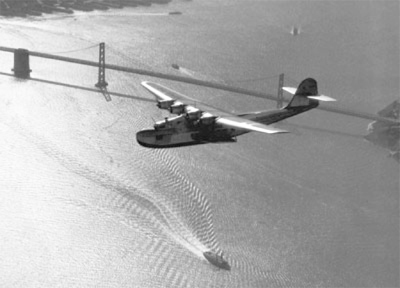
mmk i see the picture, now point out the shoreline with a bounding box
[0,0,173,18]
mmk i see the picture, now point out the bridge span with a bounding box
[0,44,398,125]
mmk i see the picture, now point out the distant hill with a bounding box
[0,0,172,18]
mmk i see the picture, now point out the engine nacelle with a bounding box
[199,114,217,125]
[154,119,168,130]
[153,115,185,130]
[157,99,175,110]
[186,109,202,120]
[169,102,186,114]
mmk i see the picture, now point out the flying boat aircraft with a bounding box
[136,78,336,148]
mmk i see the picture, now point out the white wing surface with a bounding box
[142,81,176,101]
[216,117,287,134]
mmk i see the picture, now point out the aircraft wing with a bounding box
[216,116,287,134]
[142,81,234,115]
[142,81,180,101]
[141,81,287,135]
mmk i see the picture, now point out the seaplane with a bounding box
[136,78,336,148]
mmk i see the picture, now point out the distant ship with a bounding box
[291,26,300,36]
[169,11,182,15]
[203,251,231,270]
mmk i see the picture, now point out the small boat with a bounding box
[169,11,182,15]
[291,26,300,36]
[203,251,231,270]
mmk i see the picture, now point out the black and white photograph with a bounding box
[0,0,399,287]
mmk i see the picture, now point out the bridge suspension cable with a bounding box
[0,45,398,125]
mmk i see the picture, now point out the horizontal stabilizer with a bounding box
[282,87,297,95]
[283,86,335,101]
[308,95,336,102]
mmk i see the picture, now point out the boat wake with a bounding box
[1,104,216,258]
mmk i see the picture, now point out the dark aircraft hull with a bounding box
[136,129,202,148]
[136,129,236,148]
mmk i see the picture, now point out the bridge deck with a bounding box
[0,46,398,125]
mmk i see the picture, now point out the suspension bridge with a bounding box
[0,43,398,125]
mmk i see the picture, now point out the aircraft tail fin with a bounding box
[283,78,335,109]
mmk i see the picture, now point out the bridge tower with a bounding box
[277,73,284,108]
[95,42,111,101]
[12,48,31,78]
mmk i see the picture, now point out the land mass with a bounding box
[0,0,172,18]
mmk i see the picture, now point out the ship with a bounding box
[169,11,182,15]
[291,26,300,36]
[203,251,231,270]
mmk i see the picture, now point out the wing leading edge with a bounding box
[142,81,176,101]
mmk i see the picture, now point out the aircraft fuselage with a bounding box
[136,103,318,148]
[136,114,244,148]
[239,102,318,125]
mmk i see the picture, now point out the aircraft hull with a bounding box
[136,129,236,148]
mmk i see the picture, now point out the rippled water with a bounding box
[0,1,398,287]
